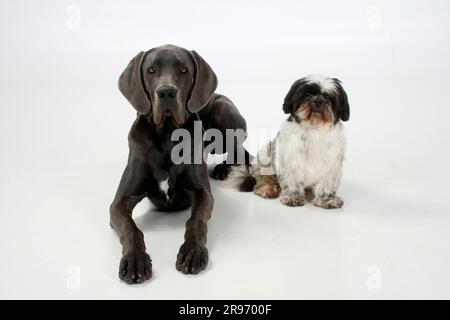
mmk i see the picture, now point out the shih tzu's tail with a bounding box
[224,143,278,192]
[224,164,256,192]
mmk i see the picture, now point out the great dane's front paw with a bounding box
[211,163,231,180]
[176,243,209,275]
[119,252,152,284]
[313,196,344,209]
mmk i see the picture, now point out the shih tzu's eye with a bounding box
[148,66,156,74]
[180,66,187,73]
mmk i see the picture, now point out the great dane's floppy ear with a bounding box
[118,51,151,114]
[187,50,218,113]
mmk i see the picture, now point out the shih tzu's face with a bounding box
[282,75,350,126]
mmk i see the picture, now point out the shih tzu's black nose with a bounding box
[312,97,325,110]
[156,86,178,102]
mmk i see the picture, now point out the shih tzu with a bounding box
[228,75,350,209]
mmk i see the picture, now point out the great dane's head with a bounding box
[118,44,218,127]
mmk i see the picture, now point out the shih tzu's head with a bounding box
[282,75,350,126]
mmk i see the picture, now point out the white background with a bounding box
[1,0,450,299]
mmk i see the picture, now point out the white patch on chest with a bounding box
[159,179,169,199]
[274,120,345,190]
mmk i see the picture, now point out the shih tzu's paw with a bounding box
[313,196,344,209]
[280,194,305,207]
[254,183,281,199]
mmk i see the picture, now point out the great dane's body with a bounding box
[110,45,249,284]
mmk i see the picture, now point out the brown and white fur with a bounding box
[227,75,350,209]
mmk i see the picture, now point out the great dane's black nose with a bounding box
[157,86,178,102]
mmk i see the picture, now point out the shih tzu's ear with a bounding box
[333,78,350,121]
[118,51,152,114]
[282,79,304,114]
[187,50,218,113]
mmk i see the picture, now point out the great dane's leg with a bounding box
[202,95,252,180]
[110,159,154,284]
[176,165,214,274]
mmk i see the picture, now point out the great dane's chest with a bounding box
[147,144,178,182]
[131,115,195,183]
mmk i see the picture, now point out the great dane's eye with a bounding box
[180,67,187,73]
[148,66,155,74]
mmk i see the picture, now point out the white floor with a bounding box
[1,77,449,299]
[1,0,450,299]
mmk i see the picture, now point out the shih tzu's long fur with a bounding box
[227,75,350,209]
